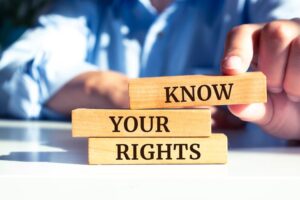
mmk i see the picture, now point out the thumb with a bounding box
[228,98,273,126]
[222,24,262,75]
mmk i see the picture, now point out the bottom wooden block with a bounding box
[88,134,227,164]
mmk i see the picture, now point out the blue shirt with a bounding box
[0,0,300,119]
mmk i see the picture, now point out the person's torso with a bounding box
[87,0,248,77]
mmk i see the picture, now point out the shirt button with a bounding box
[157,31,164,38]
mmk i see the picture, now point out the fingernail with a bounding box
[288,94,300,102]
[268,87,282,93]
[223,56,243,69]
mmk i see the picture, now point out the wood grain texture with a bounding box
[88,134,227,164]
[72,109,211,137]
[129,72,267,109]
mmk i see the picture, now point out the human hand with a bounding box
[47,71,129,115]
[222,19,300,139]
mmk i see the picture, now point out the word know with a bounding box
[164,83,234,103]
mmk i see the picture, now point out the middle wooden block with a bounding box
[72,108,211,137]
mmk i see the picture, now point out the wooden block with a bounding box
[129,72,267,109]
[72,108,211,137]
[88,134,227,164]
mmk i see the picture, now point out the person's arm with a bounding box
[46,70,129,115]
[222,0,300,139]
[0,1,129,119]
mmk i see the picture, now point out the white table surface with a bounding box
[0,119,300,200]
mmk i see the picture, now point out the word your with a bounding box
[109,116,170,133]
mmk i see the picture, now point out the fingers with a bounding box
[284,36,300,102]
[224,21,300,122]
[223,20,300,139]
[222,24,262,75]
[259,20,300,93]
[230,94,300,139]
[228,99,273,126]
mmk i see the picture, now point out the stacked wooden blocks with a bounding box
[72,72,267,164]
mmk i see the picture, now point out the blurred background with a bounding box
[0,0,49,51]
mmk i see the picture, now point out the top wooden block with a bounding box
[129,72,267,109]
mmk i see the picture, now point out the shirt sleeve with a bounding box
[246,0,300,23]
[0,1,99,119]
